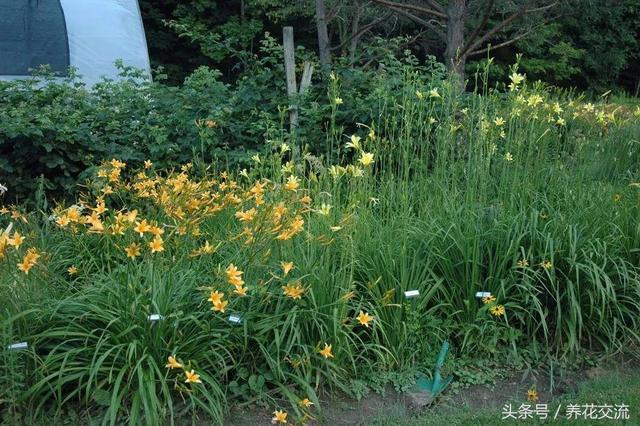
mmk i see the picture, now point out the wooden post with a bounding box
[283,27,298,132]
[300,61,314,94]
[282,27,314,161]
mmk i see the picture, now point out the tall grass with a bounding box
[321,68,640,359]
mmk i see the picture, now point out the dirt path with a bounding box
[224,359,639,425]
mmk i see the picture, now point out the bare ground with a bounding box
[223,357,639,425]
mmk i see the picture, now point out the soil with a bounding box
[223,357,639,425]
[225,390,403,426]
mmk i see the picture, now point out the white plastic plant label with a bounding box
[404,290,420,299]
[7,342,28,350]
[228,314,242,324]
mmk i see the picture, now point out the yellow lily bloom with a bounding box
[165,356,182,370]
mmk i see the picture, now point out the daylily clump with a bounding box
[1,69,639,425]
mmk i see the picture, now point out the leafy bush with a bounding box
[0,65,227,201]
[0,39,447,203]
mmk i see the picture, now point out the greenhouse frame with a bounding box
[0,0,151,85]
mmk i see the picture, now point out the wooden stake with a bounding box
[300,61,314,94]
[283,27,298,132]
[283,27,314,152]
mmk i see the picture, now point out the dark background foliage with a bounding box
[139,0,640,93]
[0,48,445,202]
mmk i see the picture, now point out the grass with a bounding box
[1,65,639,424]
[374,368,640,425]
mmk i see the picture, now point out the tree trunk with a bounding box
[444,0,466,90]
[315,0,332,68]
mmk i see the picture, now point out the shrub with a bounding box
[0,42,447,203]
[0,65,232,201]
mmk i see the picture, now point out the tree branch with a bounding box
[361,31,427,68]
[331,13,392,51]
[326,0,344,23]
[467,20,553,57]
[527,2,558,13]
[424,0,446,14]
[466,7,526,54]
[370,0,447,19]
[467,31,531,57]
[466,1,558,54]
[388,7,447,41]
[459,0,495,57]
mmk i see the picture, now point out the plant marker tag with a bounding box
[7,342,28,351]
[475,291,491,299]
[404,290,420,299]
[228,314,243,325]
[148,314,164,322]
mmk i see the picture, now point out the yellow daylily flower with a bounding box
[149,236,164,253]
[299,398,314,408]
[281,261,294,276]
[235,208,257,223]
[358,152,374,167]
[125,242,141,259]
[56,215,70,227]
[208,291,224,305]
[356,311,374,328]
[272,410,288,424]
[134,220,151,237]
[282,283,305,300]
[211,300,228,313]
[233,286,248,297]
[184,369,202,384]
[345,135,361,150]
[285,175,300,191]
[226,264,244,287]
[17,248,39,274]
[319,343,334,359]
[8,231,24,249]
[165,356,183,370]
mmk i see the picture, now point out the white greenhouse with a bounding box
[0,0,151,85]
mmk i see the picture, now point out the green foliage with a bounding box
[1,65,640,423]
[0,64,229,201]
[478,0,640,92]
[167,15,263,63]
[27,264,228,424]
[139,0,640,94]
[516,27,585,84]
[0,42,447,203]
[563,0,640,92]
